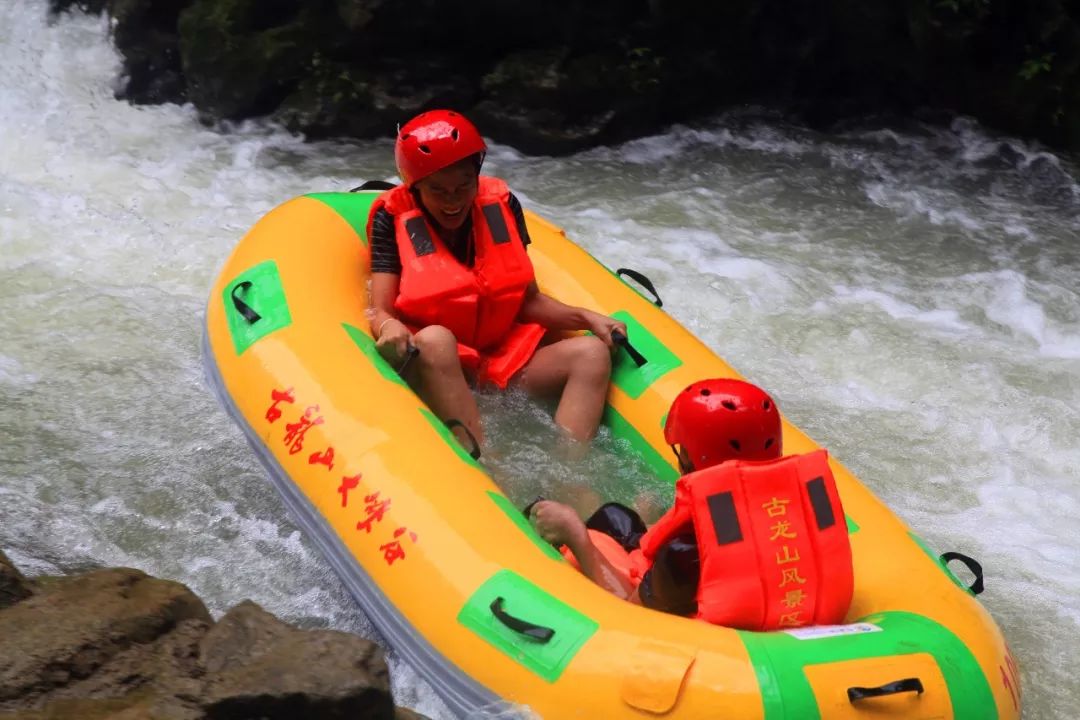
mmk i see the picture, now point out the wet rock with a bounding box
[0,553,32,610]
[199,601,394,720]
[335,0,383,34]
[0,555,420,719]
[274,56,478,140]
[109,0,191,105]
[473,45,670,154]
[55,0,1080,152]
[177,0,319,121]
[0,567,211,709]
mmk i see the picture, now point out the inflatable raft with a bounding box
[203,189,1021,719]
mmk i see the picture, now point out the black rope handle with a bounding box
[521,496,546,519]
[396,343,419,376]
[611,329,647,367]
[490,597,555,643]
[230,281,261,324]
[350,180,398,192]
[445,419,481,460]
[520,496,566,549]
[615,267,663,307]
[940,551,985,595]
[848,678,924,703]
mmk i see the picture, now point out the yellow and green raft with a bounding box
[204,190,1022,719]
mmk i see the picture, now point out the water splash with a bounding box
[3,3,1079,719]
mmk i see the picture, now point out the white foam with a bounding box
[4,4,1080,718]
[830,285,969,333]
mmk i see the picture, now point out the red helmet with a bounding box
[664,379,782,470]
[395,110,487,186]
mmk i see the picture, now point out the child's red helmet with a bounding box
[664,378,782,470]
[395,109,487,186]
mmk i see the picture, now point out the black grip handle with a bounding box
[396,343,419,376]
[940,551,985,595]
[445,418,481,460]
[521,496,546,519]
[848,678,924,703]
[615,268,663,307]
[490,597,555,642]
[611,329,647,367]
[230,281,261,324]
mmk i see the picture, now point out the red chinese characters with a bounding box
[338,473,361,508]
[380,527,418,565]
[283,404,323,454]
[309,447,335,471]
[1001,645,1021,710]
[356,492,391,533]
[265,387,295,423]
[265,383,421,567]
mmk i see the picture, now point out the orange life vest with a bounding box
[635,449,853,630]
[367,177,546,388]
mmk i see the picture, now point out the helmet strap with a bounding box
[670,444,695,475]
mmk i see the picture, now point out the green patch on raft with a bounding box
[223,260,292,354]
[344,324,484,469]
[458,569,598,683]
[739,611,996,719]
[418,407,483,471]
[343,323,409,388]
[609,310,683,399]
[487,491,566,563]
[306,191,380,246]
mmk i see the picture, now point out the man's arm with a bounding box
[531,500,636,599]
[516,282,627,346]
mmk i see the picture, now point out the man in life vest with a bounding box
[367,109,626,448]
[531,379,854,631]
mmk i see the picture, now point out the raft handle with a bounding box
[848,678,924,703]
[490,596,555,643]
[396,343,419,376]
[445,419,481,461]
[611,330,647,368]
[230,281,261,324]
[616,267,663,307]
[350,180,398,192]
[940,551,985,595]
[521,496,545,519]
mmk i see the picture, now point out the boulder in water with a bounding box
[0,550,421,720]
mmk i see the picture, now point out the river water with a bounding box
[2,4,1078,719]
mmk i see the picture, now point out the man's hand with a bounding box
[531,500,588,549]
[375,318,413,363]
[585,312,628,348]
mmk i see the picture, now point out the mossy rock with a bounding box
[178,0,318,119]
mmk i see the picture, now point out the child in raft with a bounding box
[530,378,854,631]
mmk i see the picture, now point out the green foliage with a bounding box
[932,0,989,16]
[625,46,664,94]
[1019,51,1055,80]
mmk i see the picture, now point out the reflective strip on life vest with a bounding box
[481,203,512,245]
[403,215,436,257]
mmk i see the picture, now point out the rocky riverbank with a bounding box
[0,550,426,720]
[48,0,1080,155]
